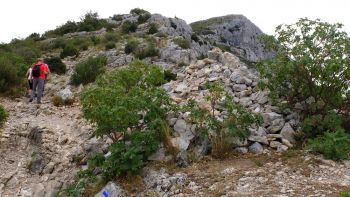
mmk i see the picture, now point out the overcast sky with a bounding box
[0,0,349,43]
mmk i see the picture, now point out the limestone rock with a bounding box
[58,87,73,102]
[249,142,264,154]
[280,123,296,144]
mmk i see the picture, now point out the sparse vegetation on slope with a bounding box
[71,55,107,85]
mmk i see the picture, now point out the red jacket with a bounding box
[32,64,47,80]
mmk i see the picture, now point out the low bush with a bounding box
[90,36,101,45]
[0,105,8,128]
[124,38,139,54]
[186,82,262,158]
[60,44,79,59]
[148,23,158,34]
[77,12,107,32]
[112,14,123,21]
[71,55,107,85]
[307,129,350,160]
[340,192,350,197]
[121,21,138,33]
[105,42,115,50]
[44,56,66,75]
[173,37,190,49]
[134,44,159,59]
[164,70,177,82]
[103,32,120,42]
[138,13,151,24]
[0,52,27,96]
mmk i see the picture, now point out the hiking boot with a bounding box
[29,98,33,102]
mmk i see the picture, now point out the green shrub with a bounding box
[44,56,66,75]
[0,105,8,128]
[136,11,151,24]
[9,39,41,64]
[81,60,169,139]
[90,36,101,45]
[124,38,139,54]
[77,12,107,32]
[71,37,92,51]
[71,55,107,85]
[112,14,123,21]
[105,42,115,50]
[53,37,67,49]
[130,8,149,15]
[307,129,350,160]
[26,33,43,41]
[121,21,138,33]
[60,44,79,59]
[186,82,262,158]
[258,18,350,139]
[164,70,177,82]
[148,23,158,34]
[103,32,120,42]
[134,44,159,59]
[340,192,350,197]
[173,37,191,49]
[61,60,177,195]
[0,52,27,96]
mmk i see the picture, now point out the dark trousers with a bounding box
[31,78,44,102]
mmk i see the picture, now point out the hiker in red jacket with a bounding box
[29,58,48,104]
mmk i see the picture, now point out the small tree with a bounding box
[258,18,350,138]
[81,60,171,141]
[187,82,262,157]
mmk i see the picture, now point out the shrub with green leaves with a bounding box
[148,23,158,34]
[164,70,177,82]
[71,55,107,85]
[60,60,175,195]
[0,105,8,128]
[340,192,350,197]
[134,44,159,59]
[186,82,262,157]
[258,18,350,138]
[0,52,27,96]
[307,129,350,160]
[173,37,191,49]
[121,21,138,33]
[105,42,115,50]
[103,32,120,43]
[77,12,107,32]
[124,38,139,54]
[81,60,170,140]
[44,56,66,75]
[60,44,79,59]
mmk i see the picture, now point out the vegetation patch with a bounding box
[173,37,191,49]
[0,105,8,128]
[44,56,66,75]
[71,55,107,85]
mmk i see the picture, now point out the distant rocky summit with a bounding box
[191,15,276,62]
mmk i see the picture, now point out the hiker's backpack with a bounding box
[32,64,41,78]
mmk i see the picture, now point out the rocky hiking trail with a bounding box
[0,94,95,196]
[1,99,349,196]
